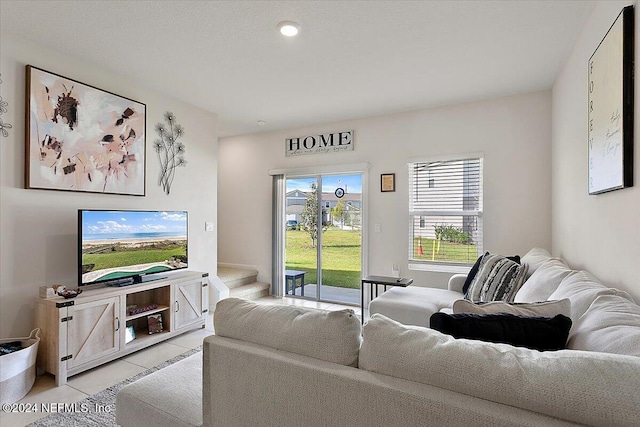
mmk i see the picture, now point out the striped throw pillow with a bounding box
[465,253,528,302]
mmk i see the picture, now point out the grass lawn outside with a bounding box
[285,228,361,289]
[412,237,477,264]
[83,245,187,271]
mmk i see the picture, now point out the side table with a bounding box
[285,269,306,296]
[361,275,413,324]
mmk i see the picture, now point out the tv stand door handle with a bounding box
[115,317,120,332]
[175,301,180,312]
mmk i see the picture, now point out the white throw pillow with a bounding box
[548,270,632,322]
[214,298,361,366]
[568,295,640,357]
[453,298,571,318]
[520,247,551,278]
[514,258,572,303]
[360,314,640,427]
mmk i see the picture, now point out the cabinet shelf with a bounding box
[126,305,170,321]
[125,328,170,350]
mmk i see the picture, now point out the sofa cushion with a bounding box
[465,253,527,302]
[430,312,571,351]
[368,286,462,328]
[568,295,640,357]
[116,353,202,427]
[547,270,631,322]
[520,247,551,278]
[214,298,361,366]
[514,258,572,303]
[453,298,571,318]
[360,314,640,427]
[462,252,521,295]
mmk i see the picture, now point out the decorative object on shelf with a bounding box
[128,303,159,316]
[25,65,146,195]
[588,6,634,195]
[38,286,56,299]
[154,111,186,195]
[0,75,13,138]
[381,173,395,192]
[147,313,164,334]
[125,325,136,344]
[57,288,82,299]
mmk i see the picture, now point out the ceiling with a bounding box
[0,1,594,137]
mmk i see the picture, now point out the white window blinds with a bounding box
[408,157,483,266]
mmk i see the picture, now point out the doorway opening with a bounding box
[284,173,363,305]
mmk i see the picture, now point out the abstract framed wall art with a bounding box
[587,6,634,195]
[26,65,146,195]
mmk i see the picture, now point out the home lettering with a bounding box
[285,130,354,157]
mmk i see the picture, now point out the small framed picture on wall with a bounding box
[381,173,395,192]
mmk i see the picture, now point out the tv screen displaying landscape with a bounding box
[79,210,188,285]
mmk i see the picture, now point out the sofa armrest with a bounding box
[448,274,467,293]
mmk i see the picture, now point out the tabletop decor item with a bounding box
[147,313,164,334]
[26,65,146,195]
[57,288,82,299]
[587,6,634,194]
[154,111,186,195]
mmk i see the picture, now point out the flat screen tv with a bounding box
[78,209,188,286]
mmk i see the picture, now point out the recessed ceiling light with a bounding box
[278,21,300,37]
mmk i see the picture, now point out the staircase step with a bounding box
[229,281,270,300]
[218,266,258,290]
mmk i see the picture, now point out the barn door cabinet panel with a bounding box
[35,271,208,386]
[174,277,209,330]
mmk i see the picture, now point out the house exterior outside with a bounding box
[286,190,362,227]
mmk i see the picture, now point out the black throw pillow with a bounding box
[429,312,572,351]
[462,253,521,295]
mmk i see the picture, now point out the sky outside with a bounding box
[82,210,187,234]
[286,174,362,194]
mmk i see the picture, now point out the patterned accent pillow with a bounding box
[462,252,521,294]
[464,253,528,302]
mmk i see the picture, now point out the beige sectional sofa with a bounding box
[371,248,640,355]
[116,249,640,426]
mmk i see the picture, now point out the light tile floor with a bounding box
[0,296,361,427]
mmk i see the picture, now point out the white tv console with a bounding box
[35,271,209,386]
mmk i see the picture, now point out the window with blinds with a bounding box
[408,157,483,268]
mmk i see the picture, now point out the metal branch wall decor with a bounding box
[0,75,13,137]
[154,111,186,195]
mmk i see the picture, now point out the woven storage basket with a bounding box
[0,329,40,404]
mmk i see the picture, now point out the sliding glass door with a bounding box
[284,173,363,305]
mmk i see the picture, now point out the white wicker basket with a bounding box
[0,329,40,404]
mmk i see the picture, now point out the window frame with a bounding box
[407,154,484,273]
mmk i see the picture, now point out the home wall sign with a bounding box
[588,6,634,195]
[285,130,354,157]
[26,65,146,195]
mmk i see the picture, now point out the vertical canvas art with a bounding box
[26,66,146,195]
[587,6,634,194]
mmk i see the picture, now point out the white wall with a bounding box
[0,33,219,338]
[552,0,640,302]
[218,91,552,290]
